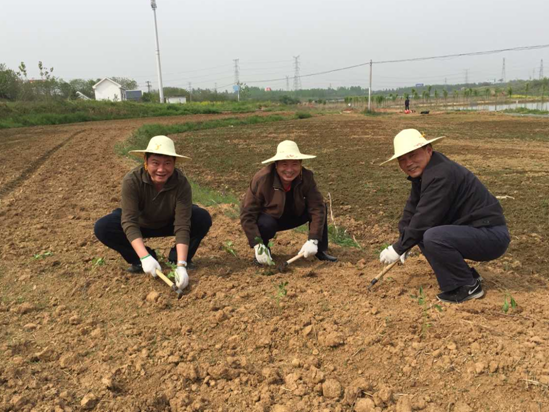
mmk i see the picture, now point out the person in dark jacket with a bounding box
[94,135,212,291]
[404,97,410,111]
[379,129,510,303]
[240,140,337,265]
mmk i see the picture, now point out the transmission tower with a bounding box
[233,59,240,86]
[146,81,152,93]
[188,82,192,102]
[540,59,544,79]
[214,82,217,93]
[286,76,290,92]
[501,58,506,83]
[293,55,301,91]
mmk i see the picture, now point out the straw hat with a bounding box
[129,135,190,160]
[262,140,316,164]
[380,129,445,165]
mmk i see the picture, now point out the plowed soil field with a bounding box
[1,111,548,412]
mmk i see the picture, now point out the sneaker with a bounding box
[437,279,484,304]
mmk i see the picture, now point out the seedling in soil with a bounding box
[32,251,53,260]
[165,261,176,281]
[222,241,237,257]
[502,292,517,313]
[274,281,289,306]
[410,286,442,338]
[92,257,105,266]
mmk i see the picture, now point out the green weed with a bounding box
[410,286,442,338]
[295,111,312,119]
[222,241,237,257]
[91,257,105,266]
[274,281,289,306]
[32,251,53,260]
[502,292,518,313]
[328,225,361,248]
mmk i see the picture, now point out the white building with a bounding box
[92,78,126,101]
[166,96,187,104]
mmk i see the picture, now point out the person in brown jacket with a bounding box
[240,140,337,265]
[94,135,211,291]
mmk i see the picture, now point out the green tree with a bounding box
[525,82,530,100]
[110,77,138,90]
[507,87,512,98]
[0,63,20,100]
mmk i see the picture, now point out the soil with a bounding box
[1,112,548,412]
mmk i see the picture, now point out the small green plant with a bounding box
[32,251,53,260]
[91,257,106,266]
[274,281,289,306]
[502,292,517,313]
[165,261,176,281]
[328,225,361,248]
[222,241,237,257]
[410,286,442,338]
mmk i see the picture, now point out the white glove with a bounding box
[175,266,189,290]
[379,246,401,265]
[141,255,161,277]
[299,239,319,258]
[254,244,272,265]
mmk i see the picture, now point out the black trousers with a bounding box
[257,206,329,252]
[94,205,212,264]
[418,225,510,291]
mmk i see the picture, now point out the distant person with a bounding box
[404,97,410,111]
[240,140,337,266]
[378,129,510,303]
[94,135,212,292]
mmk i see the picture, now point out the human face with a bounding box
[276,160,302,186]
[397,146,433,178]
[146,154,175,187]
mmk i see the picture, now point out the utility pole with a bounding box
[146,81,152,93]
[368,59,372,111]
[286,76,290,92]
[214,82,217,94]
[293,56,301,92]
[150,0,165,103]
[501,58,506,83]
[540,59,544,79]
[188,82,192,102]
[234,59,240,102]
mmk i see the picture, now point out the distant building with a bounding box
[93,78,127,101]
[125,90,143,102]
[166,96,187,104]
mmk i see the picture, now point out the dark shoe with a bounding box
[471,267,483,282]
[437,279,484,304]
[127,263,143,274]
[316,251,337,262]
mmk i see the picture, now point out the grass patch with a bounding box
[503,107,549,115]
[293,223,360,248]
[190,180,238,207]
[0,100,276,129]
[295,111,312,119]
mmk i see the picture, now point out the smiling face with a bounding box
[275,160,302,186]
[146,154,175,188]
[397,145,433,178]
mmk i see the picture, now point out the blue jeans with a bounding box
[94,205,212,264]
[418,225,510,291]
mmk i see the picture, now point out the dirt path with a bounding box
[1,115,548,412]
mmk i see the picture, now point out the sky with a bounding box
[2,0,548,92]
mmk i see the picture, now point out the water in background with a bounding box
[453,101,548,112]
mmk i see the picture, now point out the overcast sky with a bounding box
[2,0,548,92]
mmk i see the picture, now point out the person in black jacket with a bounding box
[379,129,510,303]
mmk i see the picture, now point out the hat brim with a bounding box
[261,154,316,164]
[380,136,445,165]
[129,149,191,160]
